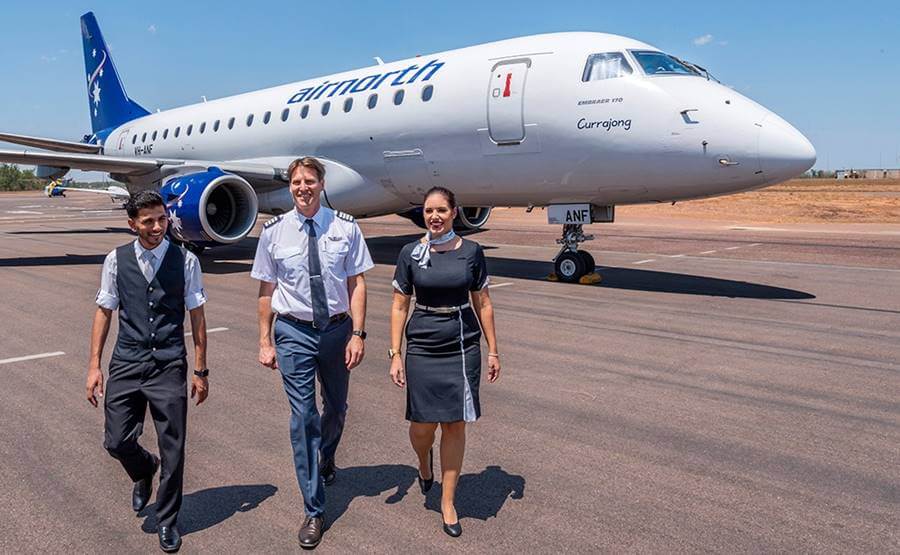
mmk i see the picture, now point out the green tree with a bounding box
[0,164,43,191]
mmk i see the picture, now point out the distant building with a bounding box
[835,168,900,179]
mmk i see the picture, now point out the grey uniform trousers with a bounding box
[103,357,187,528]
[274,315,352,518]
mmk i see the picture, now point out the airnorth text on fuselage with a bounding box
[286,59,444,104]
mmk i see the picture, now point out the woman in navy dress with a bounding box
[389,187,501,538]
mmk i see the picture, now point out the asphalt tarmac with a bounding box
[1,192,898,553]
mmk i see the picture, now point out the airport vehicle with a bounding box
[0,12,815,281]
[44,177,128,203]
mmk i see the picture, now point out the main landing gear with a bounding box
[552,224,599,283]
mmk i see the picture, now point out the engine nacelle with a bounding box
[397,206,493,232]
[454,206,492,231]
[159,167,258,246]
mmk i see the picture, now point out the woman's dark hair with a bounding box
[125,190,164,218]
[423,186,456,210]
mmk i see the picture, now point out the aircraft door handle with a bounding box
[681,109,700,124]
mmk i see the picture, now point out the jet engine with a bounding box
[398,206,493,232]
[159,167,258,247]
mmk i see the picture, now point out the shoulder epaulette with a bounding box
[335,210,355,222]
[263,214,284,229]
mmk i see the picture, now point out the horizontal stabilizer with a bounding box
[0,132,102,154]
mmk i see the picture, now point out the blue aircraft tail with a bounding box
[81,12,149,135]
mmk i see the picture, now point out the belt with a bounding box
[277,312,348,329]
[414,302,470,314]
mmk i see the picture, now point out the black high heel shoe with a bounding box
[442,518,462,538]
[418,448,434,494]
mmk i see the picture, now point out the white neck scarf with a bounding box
[411,229,457,268]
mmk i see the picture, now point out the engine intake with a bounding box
[160,167,258,246]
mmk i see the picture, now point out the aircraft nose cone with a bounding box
[758,114,816,182]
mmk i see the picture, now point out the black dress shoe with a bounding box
[158,525,182,553]
[319,458,336,486]
[442,520,462,538]
[298,515,325,549]
[418,448,434,494]
[132,455,160,512]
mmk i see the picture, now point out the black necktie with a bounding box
[305,219,330,330]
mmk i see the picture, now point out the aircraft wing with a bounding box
[0,132,102,154]
[0,149,286,184]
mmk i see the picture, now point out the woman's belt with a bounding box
[414,302,471,314]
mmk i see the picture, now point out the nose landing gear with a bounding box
[552,224,600,283]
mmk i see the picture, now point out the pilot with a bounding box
[252,156,374,549]
[85,190,209,553]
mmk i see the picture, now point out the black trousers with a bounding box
[103,357,187,528]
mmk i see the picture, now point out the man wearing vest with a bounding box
[86,190,209,553]
[253,157,374,549]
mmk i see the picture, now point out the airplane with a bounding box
[0,12,815,283]
[44,177,129,203]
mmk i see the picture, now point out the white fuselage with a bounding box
[103,32,815,217]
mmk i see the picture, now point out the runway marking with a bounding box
[634,259,655,264]
[490,282,514,288]
[699,250,717,254]
[184,327,229,337]
[213,259,254,264]
[724,246,742,250]
[0,351,66,365]
[5,210,43,215]
[17,205,42,209]
[669,254,686,258]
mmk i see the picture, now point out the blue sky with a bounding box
[1,0,898,171]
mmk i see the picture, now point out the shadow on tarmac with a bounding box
[423,465,525,521]
[139,483,278,535]
[325,463,417,524]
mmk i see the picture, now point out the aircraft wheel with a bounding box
[578,250,595,272]
[555,251,587,283]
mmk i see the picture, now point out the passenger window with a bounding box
[321,101,331,116]
[132,135,137,144]
[301,105,309,119]
[246,114,254,127]
[394,89,404,105]
[582,52,633,82]
[151,131,157,141]
[186,124,193,136]
[281,108,290,122]
[141,132,147,142]
[175,127,181,138]
[263,111,271,124]
[422,85,434,101]
[213,120,220,132]
[343,98,353,112]
[228,117,235,130]
[199,122,206,134]
[163,129,168,139]
[368,94,377,109]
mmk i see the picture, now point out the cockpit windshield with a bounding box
[630,50,701,76]
[582,52,633,82]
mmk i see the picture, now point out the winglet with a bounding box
[81,12,149,134]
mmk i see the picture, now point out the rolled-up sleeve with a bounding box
[392,245,413,295]
[344,223,375,277]
[250,229,277,283]
[183,251,208,310]
[95,251,119,310]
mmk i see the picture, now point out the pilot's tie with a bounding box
[141,250,156,283]
[305,219,330,330]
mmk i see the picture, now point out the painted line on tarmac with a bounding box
[699,250,717,254]
[213,259,254,264]
[634,259,655,264]
[490,282,514,288]
[0,351,66,365]
[185,327,229,337]
[724,246,742,250]
[5,210,43,215]
[669,254,686,258]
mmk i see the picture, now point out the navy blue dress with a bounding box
[393,239,489,423]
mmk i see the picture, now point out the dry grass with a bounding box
[620,178,900,224]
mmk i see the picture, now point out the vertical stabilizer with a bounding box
[81,12,149,134]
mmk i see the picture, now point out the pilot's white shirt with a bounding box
[95,238,208,311]
[251,206,374,320]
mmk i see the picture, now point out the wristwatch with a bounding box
[352,329,367,340]
[388,348,401,360]
[193,369,209,378]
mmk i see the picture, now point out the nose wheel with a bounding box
[552,224,598,283]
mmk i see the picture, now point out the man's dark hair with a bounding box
[125,190,165,218]
[423,186,457,210]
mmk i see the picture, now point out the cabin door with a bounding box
[487,60,530,145]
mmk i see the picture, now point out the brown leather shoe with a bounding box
[298,516,325,549]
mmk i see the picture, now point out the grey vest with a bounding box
[112,243,186,363]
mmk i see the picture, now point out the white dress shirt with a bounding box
[251,207,374,320]
[95,238,208,311]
